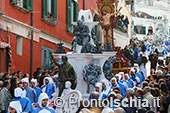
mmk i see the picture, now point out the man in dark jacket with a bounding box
[0,81,12,113]
[149,52,158,70]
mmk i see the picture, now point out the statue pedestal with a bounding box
[53,52,116,94]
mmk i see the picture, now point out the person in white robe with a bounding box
[31,93,55,113]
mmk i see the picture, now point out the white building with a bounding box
[132,0,170,41]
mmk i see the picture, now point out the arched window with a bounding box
[147,26,153,35]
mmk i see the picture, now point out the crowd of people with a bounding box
[0,37,170,113]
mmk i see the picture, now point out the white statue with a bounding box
[56,81,82,113]
[61,81,73,97]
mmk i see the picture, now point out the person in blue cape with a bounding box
[114,74,126,97]
[8,101,22,113]
[134,46,140,59]
[32,93,55,113]
[21,78,37,104]
[134,63,144,76]
[119,72,131,89]
[88,82,102,101]
[144,44,150,60]
[107,78,120,95]
[137,52,143,63]
[41,77,55,99]
[101,79,110,100]
[165,40,169,47]
[124,73,133,88]
[129,69,140,87]
[31,79,42,101]
[134,64,145,84]
[133,67,144,85]
[163,48,168,60]
[9,88,32,112]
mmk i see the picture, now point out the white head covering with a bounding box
[119,72,124,80]
[140,52,143,55]
[110,77,117,86]
[31,79,37,87]
[9,101,22,113]
[124,73,130,80]
[102,107,114,113]
[43,77,53,85]
[101,79,110,89]
[38,93,49,108]
[21,78,29,85]
[129,68,135,75]
[101,79,110,94]
[134,63,139,69]
[14,88,25,98]
[115,74,121,82]
[95,82,102,94]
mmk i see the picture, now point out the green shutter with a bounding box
[43,0,48,19]
[11,0,17,3]
[51,0,57,24]
[67,0,72,31]
[142,26,146,34]
[134,26,137,33]
[23,0,27,9]
[73,2,79,22]
[27,0,33,11]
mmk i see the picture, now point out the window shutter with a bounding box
[134,26,137,33]
[67,0,72,31]
[11,0,18,3]
[43,0,48,19]
[23,0,27,9]
[27,0,33,11]
[51,0,57,24]
[73,1,79,22]
[142,26,146,34]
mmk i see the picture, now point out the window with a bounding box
[11,0,33,11]
[134,26,146,35]
[42,46,54,70]
[67,0,79,32]
[148,0,153,6]
[42,0,57,25]
[16,35,23,56]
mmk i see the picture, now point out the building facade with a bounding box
[0,0,98,75]
[132,0,170,41]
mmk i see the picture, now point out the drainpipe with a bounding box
[83,0,85,10]
[30,1,33,80]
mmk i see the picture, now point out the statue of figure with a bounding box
[103,56,117,81]
[91,7,122,44]
[61,81,72,97]
[72,20,91,53]
[50,53,77,97]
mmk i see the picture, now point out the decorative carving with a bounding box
[112,47,130,74]
[103,56,117,81]
[82,61,102,93]
[55,41,66,54]
[56,90,82,113]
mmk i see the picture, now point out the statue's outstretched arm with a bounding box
[91,7,102,17]
[110,7,122,17]
[50,52,60,66]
